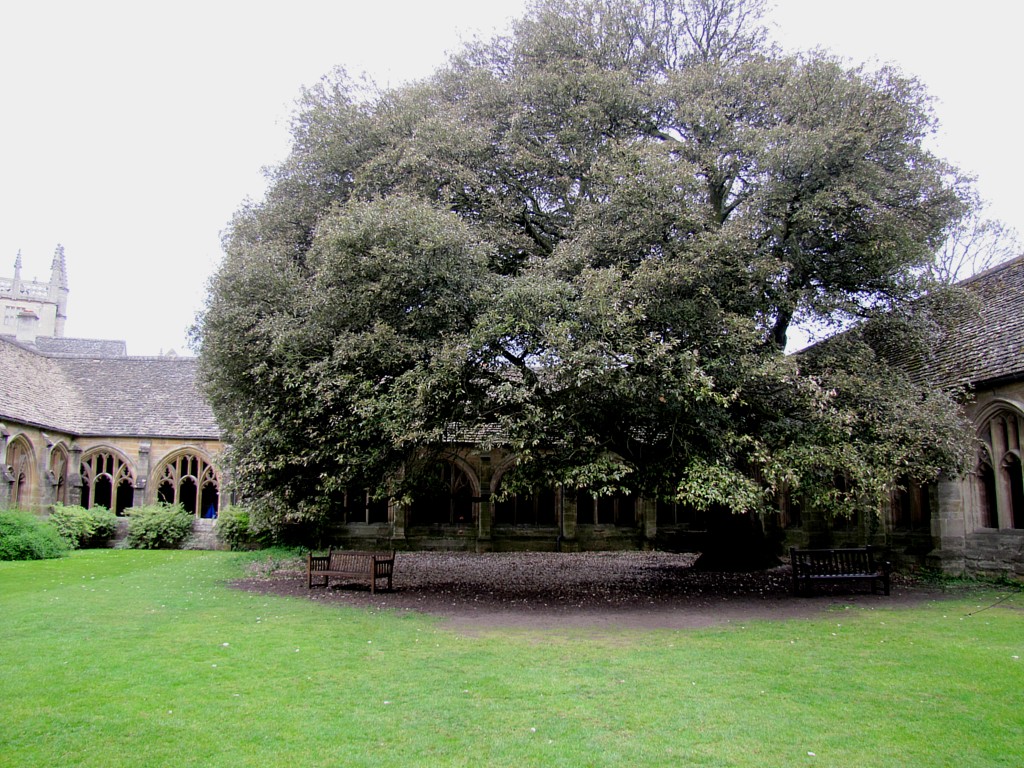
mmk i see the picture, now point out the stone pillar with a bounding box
[0,467,12,508]
[559,485,578,551]
[640,496,657,545]
[990,419,1014,529]
[133,442,151,509]
[926,476,967,575]
[476,454,493,550]
[66,443,83,506]
[0,424,10,508]
[391,499,407,543]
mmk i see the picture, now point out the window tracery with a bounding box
[5,437,33,508]
[410,461,475,526]
[49,444,69,507]
[976,408,1024,530]
[81,449,135,515]
[155,452,220,517]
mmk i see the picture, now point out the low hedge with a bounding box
[215,506,270,550]
[126,503,194,549]
[0,510,68,560]
[49,504,119,549]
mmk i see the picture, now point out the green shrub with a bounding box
[0,510,68,560]
[215,506,264,550]
[49,504,119,549]
[126,503,194,549]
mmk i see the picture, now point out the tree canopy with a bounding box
[196,0,975,534]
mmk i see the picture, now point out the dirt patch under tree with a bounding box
[230,550,964,633]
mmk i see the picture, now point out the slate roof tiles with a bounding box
[924,254,1024,389]
[0,337,219,439]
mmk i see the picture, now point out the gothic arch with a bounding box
[974,406,1024,530]
[152,449,221,518]
[5,435,35,509]
[490,461,557,527]
[48,442,70,507]
[80,447,135,515]
[408,456,479,527]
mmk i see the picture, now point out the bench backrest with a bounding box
[791,547,879,576]
[309,550,395,575]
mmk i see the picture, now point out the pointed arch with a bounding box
[153,449,221,518]
[977,458,999,529]
[409,457,478,527]
[489,459,557,527]
[80,447,135,515]
[974,405,1024,530]
[48,442,70,507]
[1002,452,1024,529]
[5,435,35,509]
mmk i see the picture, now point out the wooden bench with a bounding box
[790,546,890,596]
[307,549,395,594]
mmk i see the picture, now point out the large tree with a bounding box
[197,0,973,549]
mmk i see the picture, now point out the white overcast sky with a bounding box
[1,1,1020,355]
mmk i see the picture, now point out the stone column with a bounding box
[991,419,1014,529]
[558,485,578,551]
[476,455,493,550]
[66,443,83,507]
[391,499,407,543]
[133,442,152,509]
[926,476,967,575]
[0,425,9,508]
[640,496,657,546]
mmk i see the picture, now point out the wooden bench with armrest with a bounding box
[307,549,395,594]
[790,546,890,596]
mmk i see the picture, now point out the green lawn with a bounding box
[1,550,1021,767]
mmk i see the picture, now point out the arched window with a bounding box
[656,499,709,529]
[341,488,389,524]
[978,461,999,528]
[409,461,475,526]
[493,486,557,527]
[576,489,639,527]
[892,479,932,532]
[155,452,220,518]
[976,408,1024,530]
[49,445,69,507]
[81,449,135,515]
[1003,454,1024,529]
[5,437,33,508]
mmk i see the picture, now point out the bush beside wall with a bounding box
[49,504,119,549]
[0,510,68,560]
[215,506,262,550]
[126,504,194,549]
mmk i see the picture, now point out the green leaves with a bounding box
[195,0,974,531]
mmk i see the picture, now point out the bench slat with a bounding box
[307,549,395,593]
[791,546,890,596]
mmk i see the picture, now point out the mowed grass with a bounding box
[1,551,1022,768]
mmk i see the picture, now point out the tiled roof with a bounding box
[0,337,220,439]
[918,255,1024,389]
[33,336,128,357]
[0,337,91,432]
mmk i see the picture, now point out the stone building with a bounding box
[917,255,1024,577]
[1,245,69,339]
[1,249,224,519]
[3,247,1023,575]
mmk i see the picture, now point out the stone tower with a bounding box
[0,245,69,339]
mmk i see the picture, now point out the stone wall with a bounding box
[1,417,225,516]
